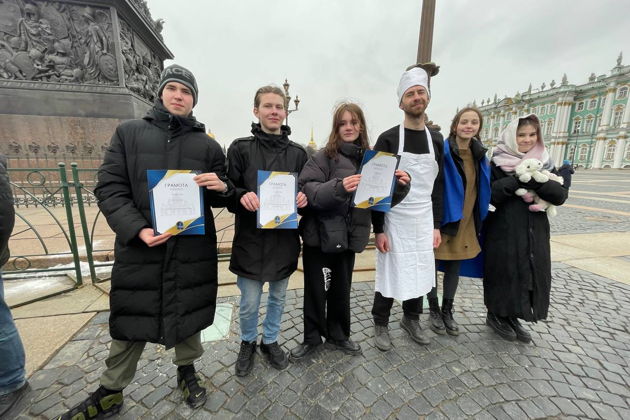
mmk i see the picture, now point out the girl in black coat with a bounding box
[291,103,409,360]
[484,114,567,343]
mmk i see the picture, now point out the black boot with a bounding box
[486,312,517,341]
[428,297,445,335]
[506,317,532,343]
[441,299,459,336]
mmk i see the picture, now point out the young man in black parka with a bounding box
[55,65,233,419]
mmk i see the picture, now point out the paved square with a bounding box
[11,171,630,419]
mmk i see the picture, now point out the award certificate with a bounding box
[148,170,205,235]
[257,170,298,229]
[353,150,400,212]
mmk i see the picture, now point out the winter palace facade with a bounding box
[476,54,630,169]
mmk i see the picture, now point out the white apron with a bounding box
[375,124,439,301]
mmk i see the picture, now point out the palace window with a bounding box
[585,115,595,133]
[545,119,554,135]
[567,145,576,160]
[576,102,585,112]
[604,141,616,161]
[612,106,624,127]
[588,99,597,109]
[618,86,628,99]
[541,105,547,115]
[572,118,582,134]
[601,97,606,108]
[625,143,630,160]
[549,104,556,114]
[578,144,588,161]
[493,127,499,138]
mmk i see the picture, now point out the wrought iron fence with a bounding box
[4,163,236,296]
[5,164,84,286]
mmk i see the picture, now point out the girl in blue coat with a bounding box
[429,107,490,335]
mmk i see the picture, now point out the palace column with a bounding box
[613,98,630,168]
[592,84,618,168]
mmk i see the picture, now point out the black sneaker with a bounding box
[289,342,321,361]
[235,340,256,377]
[177,365,207,409]
[326,339,362,355]
[260,341,289,370]
[54,386,123,420]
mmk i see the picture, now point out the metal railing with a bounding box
[4,163,236,298]
[6,164,85,285]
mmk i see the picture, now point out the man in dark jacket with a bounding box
[227,85,308,376]
[56,65,233,419]
[0,155,28,419]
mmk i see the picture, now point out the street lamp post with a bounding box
[282,78,300,126]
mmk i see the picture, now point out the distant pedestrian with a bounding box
[0,154,29,419]
[55,64,233,419]
[558,159,575,189]
[429,107,491,336]
[484,115,567,343]
[291,103,410,360]
[227,85,308,377]
[371,66,444,351]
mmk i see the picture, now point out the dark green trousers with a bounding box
[100,332,203,391]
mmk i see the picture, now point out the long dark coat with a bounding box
[95,103,232,348]
[226,123,308,282]
[483,163,567,321]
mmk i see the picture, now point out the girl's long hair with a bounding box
[324,102,369,159]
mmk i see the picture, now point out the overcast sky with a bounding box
[148,0,629,147]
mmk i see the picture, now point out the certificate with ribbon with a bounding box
[148,170,204,235]
[353,150,400,212]
[257,170,298,229]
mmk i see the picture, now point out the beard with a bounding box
[401,101,427,119]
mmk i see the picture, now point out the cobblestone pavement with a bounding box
[549,206,630,235]
[12,170,630,419]
[549,171,630,235]
[14,263,630,419]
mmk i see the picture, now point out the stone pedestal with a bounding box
[0,0,173,167]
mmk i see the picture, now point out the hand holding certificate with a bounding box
[257,170,298,229]
[148,170,205,235]
[353,150,400,212]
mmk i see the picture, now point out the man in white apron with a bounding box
[371,66,444,351]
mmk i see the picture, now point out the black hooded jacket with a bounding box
[227,123,308,281]
[95,101,233,347]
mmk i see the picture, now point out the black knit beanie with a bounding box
[157,64,198,106]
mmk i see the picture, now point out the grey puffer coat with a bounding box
[299,144,370,253]
[299,143,410,253]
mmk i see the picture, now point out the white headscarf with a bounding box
[397,67,430,103]
[492,114,553,173]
